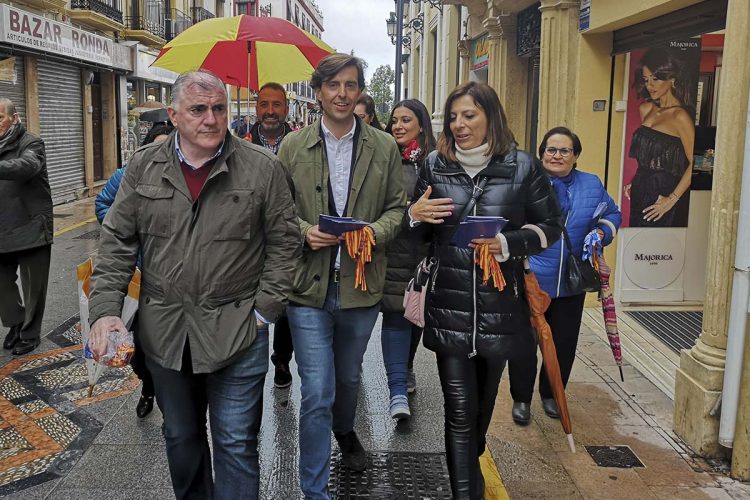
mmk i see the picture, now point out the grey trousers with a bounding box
[0,245,51,342]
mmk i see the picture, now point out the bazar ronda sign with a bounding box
[0,5,117,67]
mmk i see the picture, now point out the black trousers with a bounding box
[407,327,422,369]
[271,314,293,365]
[508,293,586,402]
[436,352,506,500]
[130,313,154,397]
[0,245,51,342]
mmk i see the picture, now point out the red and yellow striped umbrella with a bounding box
[152,15,335,89]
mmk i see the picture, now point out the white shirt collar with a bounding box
[175,131,226,169]
[321,117,356,142]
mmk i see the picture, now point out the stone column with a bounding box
[482,10,527,144]
[458,39,470,84]
[23,56,39,136]
[673,0,750,460]
[537,0,580,142]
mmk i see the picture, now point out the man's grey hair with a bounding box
[0,98,17,116]
[171,70,228,110]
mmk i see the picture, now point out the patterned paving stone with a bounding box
[0,428,31,449]
[34,415,80,449]
[17,400,49,415]
[0,316,137,495]
[0,378,32,400]
[16,353,78,373]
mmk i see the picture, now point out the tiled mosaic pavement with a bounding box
[0,316,138,495]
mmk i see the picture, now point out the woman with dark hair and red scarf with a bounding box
[380,99,436,420]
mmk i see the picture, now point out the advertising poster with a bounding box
[621,39,701,228]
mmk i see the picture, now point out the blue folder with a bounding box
[319,215,370,237]
[451,216,509,248]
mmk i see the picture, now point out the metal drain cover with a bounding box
[73,229,100,240]
[329,451,451,498]
[585,445,645,468]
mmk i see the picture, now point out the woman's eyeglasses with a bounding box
[544,147,574,158]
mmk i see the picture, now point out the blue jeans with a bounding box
[287,283,380,499]
[381,312,414,398]
[146,329,269,500]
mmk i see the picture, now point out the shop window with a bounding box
[127,79,137,111]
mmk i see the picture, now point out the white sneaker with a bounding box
[389,395,411,420]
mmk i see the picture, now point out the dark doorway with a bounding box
[91,73,104,182]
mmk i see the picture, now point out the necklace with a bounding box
[655,105,681,116]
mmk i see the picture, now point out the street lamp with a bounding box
[387,1,441,102]
[387,0,405,102]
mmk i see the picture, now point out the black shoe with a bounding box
[3,324,22,350]
[334,431,368,472]
[12,338,40,355]
[512,401,531,426]
[136,395,154,418]
[542,398,560,419]
[274,363,293,389]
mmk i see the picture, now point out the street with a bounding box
[0,198,747,499]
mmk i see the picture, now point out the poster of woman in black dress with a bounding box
[622,42,700,228]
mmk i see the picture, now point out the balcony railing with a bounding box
[70,0,124,25]
[126,0,166,39]
[191,6,215,24]
[166,8,192,41]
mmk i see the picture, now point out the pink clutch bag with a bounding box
[403,257,436,328]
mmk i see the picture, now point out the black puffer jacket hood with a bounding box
[408,148,562,359]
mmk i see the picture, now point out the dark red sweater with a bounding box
[180,161,213,201]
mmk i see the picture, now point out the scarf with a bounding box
[456,143,491,178]
[0,123,20,153]
[550,171,575,217]
[401,139,422,163]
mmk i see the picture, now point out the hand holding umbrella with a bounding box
[77,259,140,398]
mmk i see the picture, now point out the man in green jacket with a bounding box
[88,70,300,500]
[277,54,406,499]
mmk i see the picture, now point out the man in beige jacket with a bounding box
[88,70,300,500]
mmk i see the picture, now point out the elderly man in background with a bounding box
[87,70,300,500]
[0,97,51,356]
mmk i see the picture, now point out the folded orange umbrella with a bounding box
[523,260,575,453]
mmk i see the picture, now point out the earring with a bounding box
[671,80,676,89]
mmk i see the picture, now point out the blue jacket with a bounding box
[95,166,125,224]
[95,165,143,268]
[529,169,621,298]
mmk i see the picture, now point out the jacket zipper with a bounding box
[469,202,478,359]
[431,169,464,294]
[433,168,480,358]
[556,210,571,296]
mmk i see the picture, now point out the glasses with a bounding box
[544,147,574,158]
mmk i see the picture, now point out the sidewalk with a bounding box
[0,198,749,498]
[486,311,750,499]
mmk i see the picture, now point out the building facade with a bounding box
[0,0,227,203]
[0,0,131,203]
[400,0,750,480]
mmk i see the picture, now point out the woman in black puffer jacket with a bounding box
[381,99,435,421]
[407,82,562,498]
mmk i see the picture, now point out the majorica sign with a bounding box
[634,253,674,262]
[0,4,113,66]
